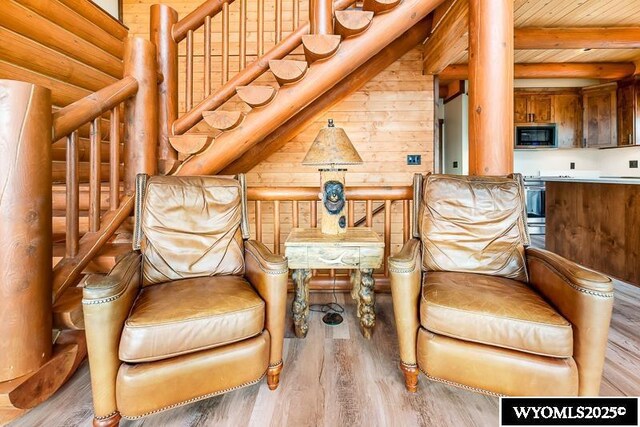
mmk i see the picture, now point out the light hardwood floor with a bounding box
[10,239,640,427]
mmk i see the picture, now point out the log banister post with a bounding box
[0,79,53,382]
[311,0,334,34]
[123,37,158,195]
[151,4,179,175]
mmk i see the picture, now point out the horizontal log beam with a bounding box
[247,186,412,201]
[440,62,637,80]
[423,0,468,74]
[58,0,128,41]
[515,27,640,50]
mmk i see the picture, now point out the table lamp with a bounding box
[302,119,363,234]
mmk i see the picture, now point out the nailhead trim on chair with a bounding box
[419,366,504,397]
[121,371,267,420]
[529,257,614,299]
[95,411,119,420]
[388,265,417,274]
[244,249,288,275]
[269,360,283,368]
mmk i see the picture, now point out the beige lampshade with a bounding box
[302,119,363,166]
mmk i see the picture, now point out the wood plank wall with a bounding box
[0,0,128,108]
[124,0,434,255]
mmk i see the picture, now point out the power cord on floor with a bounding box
[309,276,344,325]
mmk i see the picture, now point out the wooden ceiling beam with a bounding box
[515,27,640,50]
[422,0,468,75]
[440,62,637,80]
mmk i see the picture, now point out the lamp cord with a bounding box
[309,275,344,314]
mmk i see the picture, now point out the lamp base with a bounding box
[320,170,347,235]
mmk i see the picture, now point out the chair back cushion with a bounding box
[138,175,245,286]
[418,174,529,282]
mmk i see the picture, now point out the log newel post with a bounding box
[150,4,178,175]
[0,80,53,382]
[124,37,158,195]
[310,0,334,34]
[468,0,514,175]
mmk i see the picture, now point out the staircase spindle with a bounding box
[365,200,373,227]
[89,118,101,233]
[109,107,120,211]
[222,2,229,83]
[293,0,299,28]
[258,0,264,56]
[311,200,317,227]
[204,15,212,96]
[186,29,194,110]
[292,200,299,227]
[276,0,283,43]
[239,0,247,69]
[256,200,262,242]
[403,200,410,242]
[273,200,281,254]
[66,131,80,257]
[348,200,355,226]
[384,200,391,276]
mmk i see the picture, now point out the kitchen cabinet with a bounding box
[582,83,617,148]
[514,92,554,124]
[617,77,640,146]
[553,93,583,148]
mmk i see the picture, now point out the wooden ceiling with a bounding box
[451,0,640,64]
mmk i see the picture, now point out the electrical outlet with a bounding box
[570,162,575,170]
[630,160,638,169]
[407,154,421,165]
[453,161,459,168]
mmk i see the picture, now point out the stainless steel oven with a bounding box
[523,177,545,235]
[515,124,557,149]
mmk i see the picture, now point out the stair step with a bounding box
[53,242,132,272]
[202,111,246,131]
[169,134,214,155]
[302,34,341,63]
[236,85,277,108]
[335,10,374,38]
[52,286,84,330]
[269,60,308,86]
[362,0,401,14]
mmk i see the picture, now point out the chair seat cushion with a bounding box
[420,272,573,358]
[119,276,265,363]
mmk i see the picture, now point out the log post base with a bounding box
[267,362,283,391]
[400,362,419,393]
[0,331,87,424]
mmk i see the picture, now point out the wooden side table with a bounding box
[284,227,384,339]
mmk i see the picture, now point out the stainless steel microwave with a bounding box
[515,124,557,149]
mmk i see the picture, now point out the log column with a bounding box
[124,37,158,195]
[150,4,178,175]
[310,0,333,34]
[0,80,52,381]
[468,0,514,175]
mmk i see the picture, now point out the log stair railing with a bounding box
[248,186,413,288]
[163,0,444,176]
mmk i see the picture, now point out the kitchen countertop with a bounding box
[541,176,640,185]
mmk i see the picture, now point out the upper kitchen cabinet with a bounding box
[514,91,554,124]
[553,92,583,149]
[617,77,640,146]
[583,83,617,148]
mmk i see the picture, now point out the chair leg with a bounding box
[93,412,121,427]
[267,362,283,390]
[400,362,419,392]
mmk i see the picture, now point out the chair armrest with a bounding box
[526,247,614,396]
[244,240,288,369]
[388,239,422,367]
[82,250,141,418]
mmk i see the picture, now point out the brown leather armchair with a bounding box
[389,174,614,397]
[82,175,288,426]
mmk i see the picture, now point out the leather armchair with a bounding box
[83,175,288,426]
[389,174,614,397]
